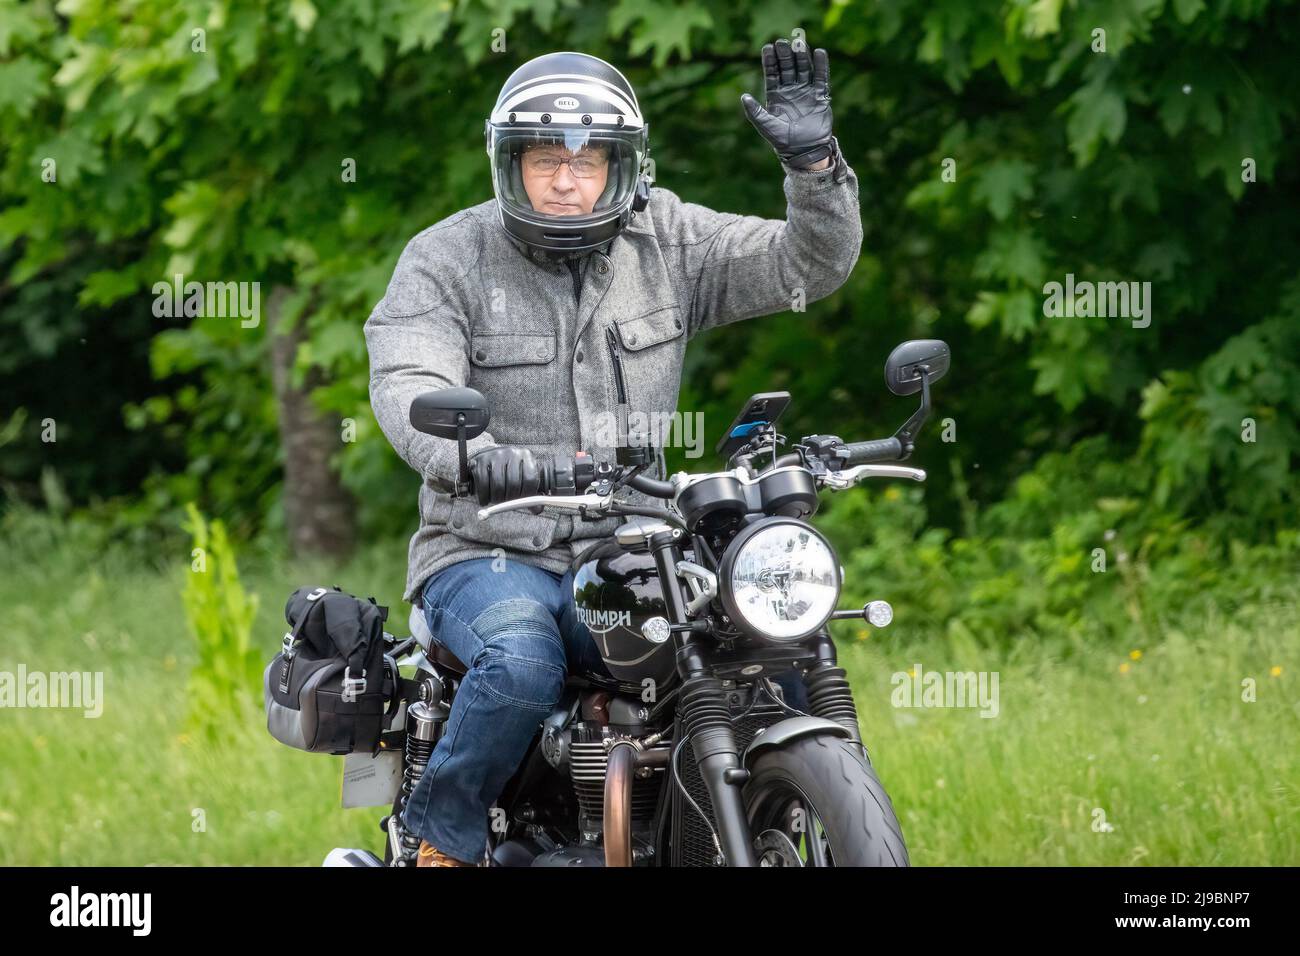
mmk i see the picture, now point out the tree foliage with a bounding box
[1,0,1296,556]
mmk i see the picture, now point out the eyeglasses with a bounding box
[522,151,609,178]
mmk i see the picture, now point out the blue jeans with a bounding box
[401,555,810,863]
[402,557,608,862]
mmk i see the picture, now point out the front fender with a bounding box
[742,716,852,771]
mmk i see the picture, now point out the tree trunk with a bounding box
[266,285,356,559]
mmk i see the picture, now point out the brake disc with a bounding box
[754,829,804,867]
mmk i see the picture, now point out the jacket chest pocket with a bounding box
[470,330,556,367]
[608,304,686,425]
[613,305,684,353]
[468,330,558,443]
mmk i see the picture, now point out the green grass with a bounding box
[1,528,1295,865]
[835,605,1299,864]
[0,532,409,866]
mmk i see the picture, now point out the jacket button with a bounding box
[451,518,462,529]
[576,350,584,363]
[475,349,486,361]
[532,534,544,547]
[626,333,638,346]
[597,263,608,275]
[673,318,682,329]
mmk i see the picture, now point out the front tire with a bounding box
[744,734,909,867]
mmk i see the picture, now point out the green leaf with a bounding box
[51,40,113,113]
[747,0,807,48]
[396,0,452,53]
[0,0,45,56]
[356,30,386,75]
[974,229,1047,287]
[0,56,46,118]
[289,0,318,32]
[31,127,105,185]
[973,159,1034,221]
[1066,80,1127,165]
[1172,0,1205,25]
[79,268,141,308]
[161,182,222,249]
[608,0,713,68]
[1023,0,1064,38]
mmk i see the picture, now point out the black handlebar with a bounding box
[840,437,904,465]
[465,435,906,506]
[624,472,676,499]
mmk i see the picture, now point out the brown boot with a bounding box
[416,840,476,867]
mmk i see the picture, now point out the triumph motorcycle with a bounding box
[323,339,949,867]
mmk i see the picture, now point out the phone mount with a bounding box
[716,392,792,461]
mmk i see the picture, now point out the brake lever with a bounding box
[476,491,613,520]
[821,464,927,490]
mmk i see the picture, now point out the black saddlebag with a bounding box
[263,586,398,755]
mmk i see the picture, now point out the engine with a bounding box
[567,721,670,844]
[528,697,672,866]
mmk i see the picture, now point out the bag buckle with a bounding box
[341,667,367,703]
[281,631,297,656]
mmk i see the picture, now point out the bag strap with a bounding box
[320,593,389,701]
[369,656,403,757]
[282,586,329,656]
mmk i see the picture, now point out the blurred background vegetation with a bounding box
[0,0,1295,863]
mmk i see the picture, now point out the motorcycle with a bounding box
[323,339,949,867]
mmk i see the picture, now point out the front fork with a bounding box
[803,631,864,746]
[648,529,864,867]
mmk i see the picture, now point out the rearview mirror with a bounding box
[409,387,490,440]
[884,340,950,396]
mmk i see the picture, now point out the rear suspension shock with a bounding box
[392,698,446,864]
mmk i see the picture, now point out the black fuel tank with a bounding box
[571,539,682,687]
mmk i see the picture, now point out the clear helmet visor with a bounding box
[489,129,644,224]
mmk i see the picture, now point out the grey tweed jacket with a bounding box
[365,144,862,603]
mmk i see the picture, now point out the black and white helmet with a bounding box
[485,52,650,258]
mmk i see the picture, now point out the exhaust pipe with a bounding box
[603,742,636,867]
[603,742,669,867]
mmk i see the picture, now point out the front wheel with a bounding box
[744,734,909,867]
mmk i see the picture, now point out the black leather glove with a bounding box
[468,446,544,507]
[741,38,834,169]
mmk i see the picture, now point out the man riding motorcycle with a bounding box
[363,40,862,866]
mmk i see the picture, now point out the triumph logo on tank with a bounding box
[577,607,632,634]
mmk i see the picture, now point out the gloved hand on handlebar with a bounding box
[467,446,544,507]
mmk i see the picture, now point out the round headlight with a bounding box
[719,519,840,642]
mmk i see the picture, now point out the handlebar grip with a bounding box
[840,437,903,465]
[461,450,596,502]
